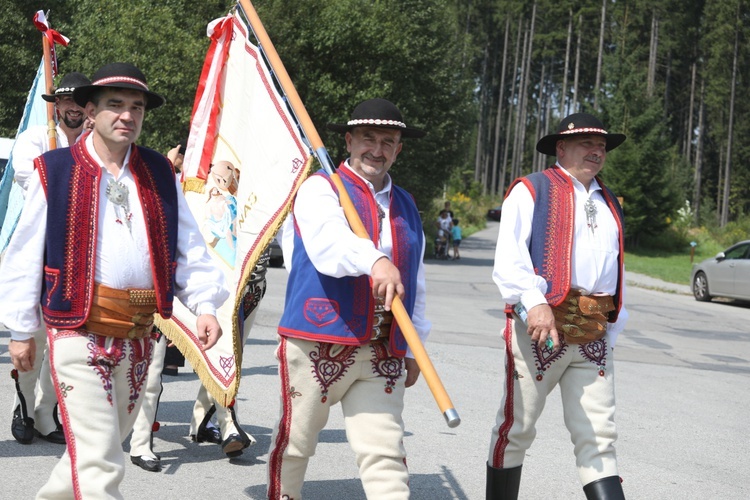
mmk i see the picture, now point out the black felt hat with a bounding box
[73,62,165,110]
[42,72,91,102]
[536,113,626,156]
[327,98,425,139]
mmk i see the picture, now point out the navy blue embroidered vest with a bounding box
[36,140,178,329]
[278,165,423,357]
[508,165,624,321]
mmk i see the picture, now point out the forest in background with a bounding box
[0,0,747,246]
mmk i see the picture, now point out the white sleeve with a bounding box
[492,183,548,310]
[11,127,46,193]
[0,171,47,338]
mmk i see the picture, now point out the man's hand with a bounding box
[166,144,184,172]
[404,357,421,387]
[371,256,405,311]
[9,338,36,372]
[526,304,560,349]
[196,314,222,350]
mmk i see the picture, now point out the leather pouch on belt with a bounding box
[551,293,615,344]
[84,285,157,339]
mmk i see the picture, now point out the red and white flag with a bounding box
[156,12,312,405]
[32,10,69,77]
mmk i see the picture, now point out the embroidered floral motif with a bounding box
[127,338,153,413]
[532,339,567,381]
[58,381,74,398]
[288,386,302,399]
[309,343,358,403]
[87,335,126,406]
[242,279,266,318]
[579,338,608,377]
[370,342,403,394]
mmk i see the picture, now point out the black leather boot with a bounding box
[11,405,35,444]
[486,462,522,500]
[10,370,35,444]
[583,476,625,500]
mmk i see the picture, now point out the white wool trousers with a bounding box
[128,333,167,460]
[488,316,619,486]
[37,329,154,500]
[267,336,409,500]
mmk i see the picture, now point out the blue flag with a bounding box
[0,59,48,251]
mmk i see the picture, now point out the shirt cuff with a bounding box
[10,331,34,342]
[194,304,218,317]
[361,249,389,276]
[520,289,548,311]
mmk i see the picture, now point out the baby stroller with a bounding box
[434,230,449,259]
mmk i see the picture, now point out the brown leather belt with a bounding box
[371,305,394,341]
[84,283,158,339]
[551,290,615,344]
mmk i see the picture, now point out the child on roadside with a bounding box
[451,218,462,260]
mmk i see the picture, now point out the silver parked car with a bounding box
[691,240,750,302]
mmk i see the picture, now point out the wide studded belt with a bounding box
[371,304,394,341]
[551,290,615,344]
[84,283,158,339]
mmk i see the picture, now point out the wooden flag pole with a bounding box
[40,24,57,150]
[238,0,459,427]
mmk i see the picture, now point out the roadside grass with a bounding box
[625,225,735,285]
[624,246,723,285]
[624,251,694,285]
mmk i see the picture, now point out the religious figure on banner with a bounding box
[203,160,240,267]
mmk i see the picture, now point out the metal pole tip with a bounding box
[443,408,461,428]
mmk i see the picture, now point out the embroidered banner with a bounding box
[155,12,312,405]
[0,59,47,252]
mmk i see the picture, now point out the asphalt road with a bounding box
[1,221,748,499]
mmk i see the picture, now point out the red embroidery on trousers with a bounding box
[309,343,358,403]
[492,315,516,468]
[370,342,403,394]
[268,337,291,499]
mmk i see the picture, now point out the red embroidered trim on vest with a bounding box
[541,167,575,306]
[59,144,100,326]
[130,147,174,317]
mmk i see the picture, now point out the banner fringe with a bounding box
[182,177,207,195]
[154,315,234,407]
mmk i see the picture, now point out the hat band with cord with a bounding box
[560,127,608,136]
[91,76,150,91]
[347,118,407,129]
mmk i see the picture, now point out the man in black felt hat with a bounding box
[486,113,629,499]
[267,98,430,499]
[0,62,229,498]
[12,71,90,191]
[7,70,90,447]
